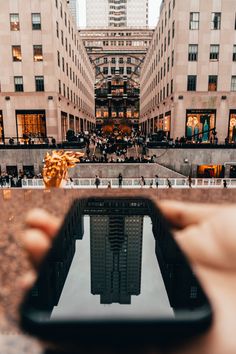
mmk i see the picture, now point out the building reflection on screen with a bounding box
[28,198,207,316]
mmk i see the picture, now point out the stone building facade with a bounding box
[0,0,95,144]
[80,28,154,127]
[140,0,236,144]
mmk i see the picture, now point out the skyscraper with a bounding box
[68,0,78,27]
[90,214,144,304]
[86,0,149,28]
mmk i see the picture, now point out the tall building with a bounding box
[90,214,143,304]
[0,0,95,144]
[86,0,149,28]
[80,27,154,127]
[68,0,78,27]
[140,0,236,143]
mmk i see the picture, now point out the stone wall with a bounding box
[0,148,235,177]
[148,148,236,177]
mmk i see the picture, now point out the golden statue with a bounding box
[43,150,84,188]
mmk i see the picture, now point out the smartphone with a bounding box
[20,197,212,347]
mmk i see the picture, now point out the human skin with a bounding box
[22,201,236,354]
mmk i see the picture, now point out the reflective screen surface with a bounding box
[28,198,207,321]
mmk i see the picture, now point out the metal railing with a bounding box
[17,178,236,189]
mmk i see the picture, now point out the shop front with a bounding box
[197,165,224,178]
[229,110,236,143]
[186,110,216,142]
[156,112,171,139]
[0,111,4,143]
[61,111,68,141]
[16,110,47,143]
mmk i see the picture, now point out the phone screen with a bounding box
[25,198,209,323]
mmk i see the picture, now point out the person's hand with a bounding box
[158,201,236,354]
[22,209,61,287]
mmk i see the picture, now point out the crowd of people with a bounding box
[0,171,42,188]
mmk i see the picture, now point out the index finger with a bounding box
[158,200,221,228]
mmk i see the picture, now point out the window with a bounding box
[111,57,116,64]
[32,13,41,30]
[16,110,46,141]
[208,75,217,91]
[119,57,123,63]
[33,45,43,61]
[211,13,221,30]
[188,44,198,61]
[14,76,23,92]
[56,21,59,38]
[172,50,174,66]
[127,57,131,64]
[190,12,199,30]
[231,76,236,91]
[57,51,60,67]
[61,30,64,45]
[233,45,236,61]
[35,76,44,91]
[12,45,22,61]
[210,45,219,60]
[10,13,20,31]
[103,67,108,75]
[104,57,108,64]
[111,67,116,75]
[187,75,197,91]
[58,79,61,94]
[172,21,175,38]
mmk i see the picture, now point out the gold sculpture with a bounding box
[43,150,84,188]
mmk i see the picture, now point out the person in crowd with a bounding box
[118,173,123,188]
[21,201,236,354]
[140,176,146,187]
[107,181,111,189]
[188,175,192,188]
[94,175,100,189]
[223,179,227,188]
[167,178,172,188]
[155,174,159,188]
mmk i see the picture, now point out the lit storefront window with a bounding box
[197,165,224,178]
[156,112,171,138]
[186,110,216,142]
[69,115,74,131]
[61,112,68,141]
[229,110,236,143]
[16,110,46,142]
[0,111,4,143]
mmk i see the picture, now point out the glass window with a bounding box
[233,45,236,61]
[104,57,108,64]
[14,76,24,92]
[211,13,221,30]
[119,57,124,63]
[187,75,197,91]
[103,67,108,75]
[0,111,4,143]
[35,76,44,91]
[208,75,218,91]
[32,13,41,30]
[10,13,20,31]
[190,12,199,30]
[16,110,47,141]
[186,110,216,142]
[56,21,59,38]
[229,111,236,142]
[111,57,116,64]
[12,45,22,61]
[33,45,43,61]
[188,44,198,61]
[127,67,132,75]
[231,76,236,91]
[210,45,219,60]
